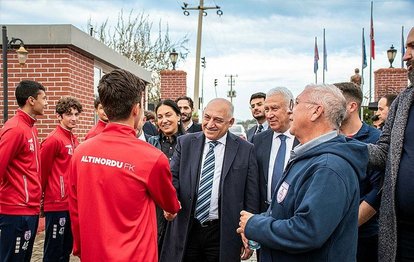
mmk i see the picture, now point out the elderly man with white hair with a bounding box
[237,84,368,261]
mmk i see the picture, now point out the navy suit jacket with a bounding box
[160,131,260,262]
[186,122,202,133]
[252,129,299,212]
[246,125,257,142]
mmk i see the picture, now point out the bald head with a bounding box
[205,98,234,118]
[202,98,235,141]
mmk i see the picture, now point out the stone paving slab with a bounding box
[32,231,256,261]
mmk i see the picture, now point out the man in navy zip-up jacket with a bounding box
[237,84,368,261]
[0,80,48,261]
[336,82,382,262]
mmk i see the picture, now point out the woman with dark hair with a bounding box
[148,99,184,252]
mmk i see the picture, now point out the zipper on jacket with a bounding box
[32,130,39,172]
[60,175,65,198]
[23,175,29,203]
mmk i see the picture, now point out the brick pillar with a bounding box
[160,70,187,101]
[374,68,408,101]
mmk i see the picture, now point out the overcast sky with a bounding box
[1,0,412,121]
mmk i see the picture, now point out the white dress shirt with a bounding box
[267,130,295,202]
[200,133,227,220]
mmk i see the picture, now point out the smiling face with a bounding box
[289,90,316,140]
[59,107,80,130]
[156,104,180,136]
[177,99,193,123]
[202,100,234,141]
[264,94,291,133]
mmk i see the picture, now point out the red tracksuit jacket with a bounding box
[84,119,107,141]
[0,109,41,215]
[41,125,79,212]
[69,123,180,261]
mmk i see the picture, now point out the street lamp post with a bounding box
[2,25,28,122]
[387,45,397,68]
[169,49,178,70]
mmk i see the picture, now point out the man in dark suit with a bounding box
[176,96,202,133]
[252,87,297,212]
[160,98,260,262]
[246,92,268,142]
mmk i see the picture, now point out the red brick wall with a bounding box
[1,47,95,141]
[160,70,187,101]
[374,68,408,101]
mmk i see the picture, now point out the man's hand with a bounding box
[240,245,254,260]
[164,211,177,221]
[236,210,254,234]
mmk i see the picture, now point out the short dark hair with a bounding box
[334,82,363,108]
[15,80,46,107]
[175,96,194,109]
[249,92,266,103]
[98,69,145,121]
[93,97,101,109]
[383,93,397,107]
[155,99,185,135]
[56,97,83,116]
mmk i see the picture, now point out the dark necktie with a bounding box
[271,134,287,195]
[256,124,263,134]
[195,141,218,223]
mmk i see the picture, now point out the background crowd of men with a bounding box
[0,27,413,262]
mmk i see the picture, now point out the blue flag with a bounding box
[362,28,367,69]
[314,37,319,74]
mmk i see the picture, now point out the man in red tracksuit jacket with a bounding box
[40,97,83,261]
[84,96,108,141]
[69,69,181,261]
[0,80,47,261]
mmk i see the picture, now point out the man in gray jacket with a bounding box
[368,26,414,262]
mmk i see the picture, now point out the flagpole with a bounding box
[369,1,373,103]
[361,28,365,119]
[314,36,318,84]
[323,28,326,84]
[402,26,405,68]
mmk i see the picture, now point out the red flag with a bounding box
[370,2,375,59]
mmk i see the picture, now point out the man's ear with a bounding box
[133,103,141,116]
[27,96,35,106]
[310,105,323,122]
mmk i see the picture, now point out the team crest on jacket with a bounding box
[277,181,289,203]
[65,145,73,155]
[59,217,66,226]
[28,138,34,151]
[24,230,31,240]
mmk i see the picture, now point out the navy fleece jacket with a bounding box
[245,135,368,262]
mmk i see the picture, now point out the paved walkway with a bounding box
[31,231,256,261]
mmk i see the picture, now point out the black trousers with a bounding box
[357,235,378,262]
[183,219,220,262]
[0,214,39,262]
[397,220,414,262]
[43,211,73,262]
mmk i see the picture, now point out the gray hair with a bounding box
[266,87,294,106]
[304,84,346,129]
